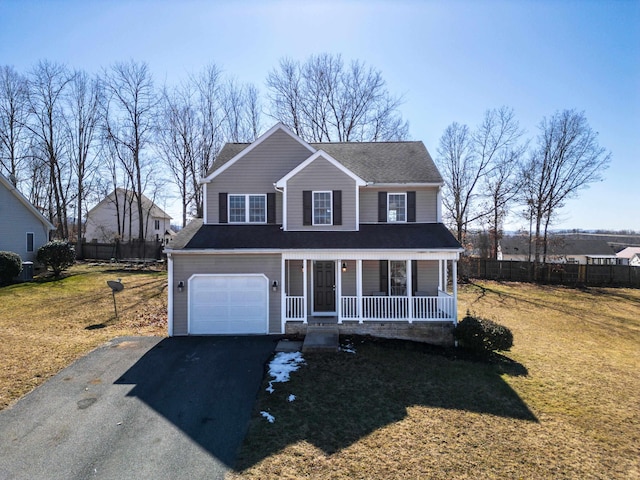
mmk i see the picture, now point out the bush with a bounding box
[0,251,22,285]
[454,311,513,354]
[37,241,75,278]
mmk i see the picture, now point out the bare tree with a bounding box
[523,109,611,266]
[0,66,29,186]
[267,53,408,142]
[26,61,73,238]
[437,107,524,244]
[103,60,157,241]
[65,70,103,253]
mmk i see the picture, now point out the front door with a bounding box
[313,261,336,312]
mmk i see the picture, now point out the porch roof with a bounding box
[177,223,461,251]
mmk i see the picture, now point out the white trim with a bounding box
[355,187,360,231]
[167,253,174,336]
[387,192,407,223]
[312,191,333,226]
[187,273,269,335]
[282,186,288,230]
[201,123,316,183]
[281,257,286,334]
[302,258,308,322]
[166,248,463,259]
[203,183,208,224]
[275,150,367,188]
[452,260,458,324]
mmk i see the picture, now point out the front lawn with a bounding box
[231,282,640,479]
[0,263,167,410]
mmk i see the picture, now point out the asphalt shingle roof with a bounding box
[206,141,442,184]
[172,222,461,251]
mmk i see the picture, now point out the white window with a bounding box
[388,193,406,222]
[229,194,266,223]
[154,220,160,230]
[313,191,332,225]
[389,260,407,296]
[26,232,34,253]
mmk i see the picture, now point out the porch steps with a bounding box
[302,326,339,353]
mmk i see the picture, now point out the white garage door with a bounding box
[189,274,269,334]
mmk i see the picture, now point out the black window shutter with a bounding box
[379,260,389,295]
[378,191,387,222]
[303,191,312,225]
[267,193,276,224]
[333,190,342,225]
[411,260,418,295]
[407,191,416,222]
[219,193,227,223]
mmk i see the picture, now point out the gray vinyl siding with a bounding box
[362,260,380,295]
[287,156,357,231]
[359,186,439,223]
[341,260,356,296]
[286,260,304,296]
[416,260,439,295]
[206,129,312,223]
[171,253,282,335]
[0,184,50,263]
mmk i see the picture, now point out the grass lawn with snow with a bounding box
[231,281,640,479]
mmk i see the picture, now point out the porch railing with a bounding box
[287,292,455,322]
[285,296,305,319]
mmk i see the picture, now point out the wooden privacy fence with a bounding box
[79,240,164,261]
[464,258,640,288]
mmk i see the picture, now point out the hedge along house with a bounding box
[166,123,463,345]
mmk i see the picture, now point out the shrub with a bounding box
[0,251,22,285]
[454,311,513,354]
[37,241,75,278]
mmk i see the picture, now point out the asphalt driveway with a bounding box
[0,336,277,480]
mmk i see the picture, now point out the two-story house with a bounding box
[166,123,463,345]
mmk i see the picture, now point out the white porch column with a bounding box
[302,258,308,323]
[336,259,343,323]
[356,259,363,323]
[438,260,444,291]
[281,257,286,333]
[452,259,458,324]
[444,259,449,294]
[407,259,413,323]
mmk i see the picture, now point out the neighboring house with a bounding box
[85,189,172,243]
[166,123,463,344]
[0,173,54,263]
[616,247,640,267]
[499,234,627,265]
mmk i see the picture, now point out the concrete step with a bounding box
[302,326,339,353]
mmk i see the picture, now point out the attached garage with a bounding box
[188,274,269,335]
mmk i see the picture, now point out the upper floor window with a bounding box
[154,219,160,230]
[229,194,266,223]
[313,191,332,225]
[388,193,406,222]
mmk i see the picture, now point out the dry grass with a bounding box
[0,263,167,410]
[230,281,640,480]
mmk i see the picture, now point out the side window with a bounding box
[26,232,34,252]
[154,220,160,230]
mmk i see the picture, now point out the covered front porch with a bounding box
[280,251,459,331]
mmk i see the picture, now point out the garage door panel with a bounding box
[189,275,269,335]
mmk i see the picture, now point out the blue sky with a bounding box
[1,0,638,232]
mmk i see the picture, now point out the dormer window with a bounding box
[388,193,406,222]
[229,194,266,223]
[313,191,332,225]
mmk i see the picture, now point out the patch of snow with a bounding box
[340,342,356,354]
[260,411,275,423]
[288,394,296,402]
[266,351,305,393]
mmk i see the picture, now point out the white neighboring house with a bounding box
[616,247,640,267]
[0,173,54,262]
[85,189,173,243]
